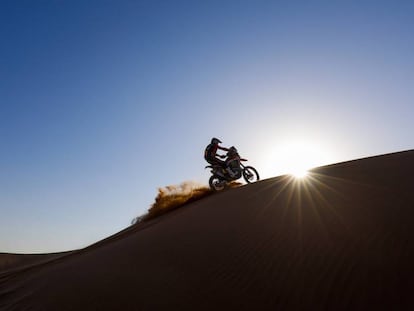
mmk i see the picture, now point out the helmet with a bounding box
[211,137,222,144]
[229,146,237,152]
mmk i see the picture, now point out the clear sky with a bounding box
[1,0,413,253]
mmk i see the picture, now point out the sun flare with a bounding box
[262,139,335,179]
[291,168,309,179]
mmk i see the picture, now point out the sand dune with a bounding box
[0,252,72,273]
[1,150,414,310]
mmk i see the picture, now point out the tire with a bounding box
[242,166,260,183]
[209,175,226,191]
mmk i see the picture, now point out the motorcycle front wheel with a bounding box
[209,175,226,191]
[242,166,260,183]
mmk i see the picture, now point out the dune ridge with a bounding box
[1,149,414,310]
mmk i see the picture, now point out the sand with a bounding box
[1,150,413,310]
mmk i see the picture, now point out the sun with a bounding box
[290,167,309,178]
[285,155,310,179]
[263,139,335,179]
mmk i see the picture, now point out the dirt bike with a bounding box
[205,149,260,191]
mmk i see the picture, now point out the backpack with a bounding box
[204,144,215,161]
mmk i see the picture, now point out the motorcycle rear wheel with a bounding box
[209,175,226,191]
[242,166,260,183]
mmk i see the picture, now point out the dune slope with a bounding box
[1,150,414,310]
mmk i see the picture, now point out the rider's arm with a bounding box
[218,146,229,151]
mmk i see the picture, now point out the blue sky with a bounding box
[1,0,413,253]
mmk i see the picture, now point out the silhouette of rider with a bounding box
[204,138,229,168]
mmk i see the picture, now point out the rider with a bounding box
[204,138,229,170]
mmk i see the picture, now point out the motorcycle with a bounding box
[205,148,260,191]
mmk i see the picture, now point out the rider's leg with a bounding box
[209,158,227,175]
[213,158,226,170]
